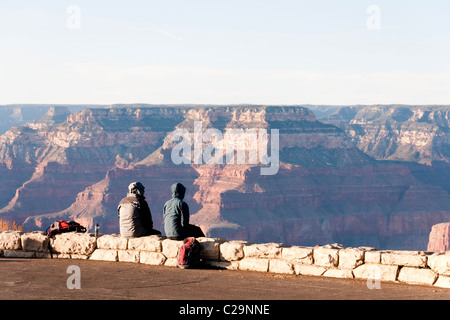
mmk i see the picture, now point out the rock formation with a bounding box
[0,105,86,135]
[1,105,450,250]
[319,105,450,165]
[427,222,450,252]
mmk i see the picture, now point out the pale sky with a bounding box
[1,0,450,105]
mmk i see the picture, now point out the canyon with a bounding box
[1,104,450,250]
[319,105,450,165]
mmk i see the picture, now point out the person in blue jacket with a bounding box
[163,183,204,240]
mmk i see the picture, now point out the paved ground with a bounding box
[1,258,449,301]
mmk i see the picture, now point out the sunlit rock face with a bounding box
[1,104,449,250]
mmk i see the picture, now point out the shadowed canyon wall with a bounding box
[1,105,450,250]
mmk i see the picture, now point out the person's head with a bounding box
[171,182,186,200]
[128,182,145,196]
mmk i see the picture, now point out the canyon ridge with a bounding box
[1,104,450,250]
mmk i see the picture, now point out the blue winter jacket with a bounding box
[163,183,190,238]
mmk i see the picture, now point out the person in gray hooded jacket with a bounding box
[118,182,161,238]
[163,183,204,240]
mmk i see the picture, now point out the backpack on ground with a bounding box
[46,220,87,237]
[177,237,200,269]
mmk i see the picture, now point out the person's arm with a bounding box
[117,204,121,218]
[180,201,189,228]
[140,199,154,230]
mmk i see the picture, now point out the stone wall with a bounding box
[1,230,449,289]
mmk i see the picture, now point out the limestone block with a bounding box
[21,231,49,252]
[128,235,163,252]
[0,231,22,250]
[322,243,345,249]
[427,253,450,275]
[399,266,438,285]
[353,264,398,282]
[381,251,427,267]
[434,275,450,289]
[365,251,381,264]
[243,243,282,259]
[323,268,354,279]
[338,248,365,269]
[313,247,339,267]
[357,246,376,251]
[140,252,167,265]
[281,246,313,265]
[50,232,97,255]
[2,250,35,258]
[219,241,247,262]
[269,259,294,274]
[294,264,327,276]
[164,258,178,267]
[204,260,240,270]
[197,237,223,260]
[97,234,128,250]
[118,250,140,263]
[162,239,183,258]
[239,258,269,272]
[89,249,118,262]
[397,267,437,285]
[70,254,89,260]
[34,252,52,259]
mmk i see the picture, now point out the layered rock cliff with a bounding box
[428,222,450,252]
[319,105,450,165]
[0,106,183,222]
[0,105,87,135]
[1,105,450,250]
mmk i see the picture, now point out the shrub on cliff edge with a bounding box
[0,218,24,232]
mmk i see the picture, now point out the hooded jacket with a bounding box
[163,183,190,238]
[118,182,154,238]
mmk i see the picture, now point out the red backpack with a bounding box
[46,220,87,237]
[177,237,200,269]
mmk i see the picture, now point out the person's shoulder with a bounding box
[138,197,149,207]
[119,195,137,205]
[165,197,182,206]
